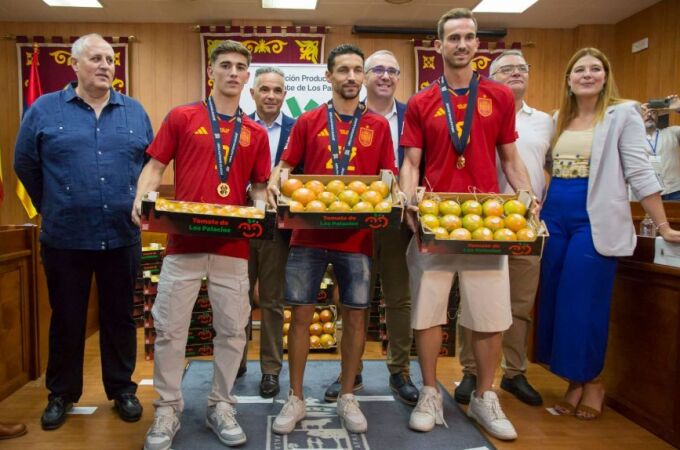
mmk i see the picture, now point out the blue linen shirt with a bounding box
[14,83,153,250]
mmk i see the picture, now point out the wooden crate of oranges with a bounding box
[416,188,548,256]
[283,305,338,352]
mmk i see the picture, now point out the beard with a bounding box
[645,119,656,129]
[337,83,360,100]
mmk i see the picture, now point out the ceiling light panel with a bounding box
[262,0,318,10]
[42,0,103,7]
[473,0,538,13]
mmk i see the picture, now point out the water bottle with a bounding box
[639,214,656,237]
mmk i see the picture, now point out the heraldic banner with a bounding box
[200,25,327,98]
[413,40,521,92]
[16,36,130,115]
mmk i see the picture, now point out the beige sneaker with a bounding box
[467,390,518,440]
[144,407,180,450]
[272,390,306,434]
[337,393,367,433]
[409,386,448,432]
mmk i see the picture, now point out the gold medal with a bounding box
[456,155,466,169]
[217,182,230,198]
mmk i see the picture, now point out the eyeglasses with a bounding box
[367,65,400,77]
[493,64,530,75]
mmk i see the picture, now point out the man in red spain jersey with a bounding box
[267,44,397,435]
[132,40,271,450]
[399,8,535,441]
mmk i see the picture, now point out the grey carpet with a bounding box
[171,359,495,450]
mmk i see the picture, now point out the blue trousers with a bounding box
[536,178,618,382]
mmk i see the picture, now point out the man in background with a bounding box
[239,66,296,398]
[323,49,418,406]
[642,95,680,200]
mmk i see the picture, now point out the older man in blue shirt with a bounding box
[14,33,153,430]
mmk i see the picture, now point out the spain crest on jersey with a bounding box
[478,97,492,117]
[239,127,251,147]
[358,127,374,147]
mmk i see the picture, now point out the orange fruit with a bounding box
[439,199,461,216]
[493,228,517,241]
[418,199,439,215]
[439,214,463,232]
[328,201,351,212]
[433,227,450,240]
[283,309,292,323]
[503,199,527,216]
[482,199,504,217]
[338,189,360,207]
[516,227,537,241]
[304,180,326,196]
[353,201,374,212]
[462,214,483,232]
[461,200,483,216]
[450,228,472,240]
[289,201,305,212]
[347,180,368,195]
[305,200,326,212]
[320,334,336,348]
[421,213,440,230]
[471,227,494,240]
[309,335,321,348]
[317,191,337,207]
[374,200,392,212]
[283,323,290,335]
[369,180,390,198]
[319,309,333,322]
[504,213,527,232]
[322,322,335,334]
[361,190,384,206]
[312,312,320,323]
[291,187,316,206]
[281,178,303,197]
[483,215,505,231]
[325,179,346,195]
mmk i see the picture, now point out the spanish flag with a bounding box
[17,43,41,219]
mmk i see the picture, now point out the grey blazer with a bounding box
[582,101,661,256]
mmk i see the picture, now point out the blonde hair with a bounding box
[554,47,625,141]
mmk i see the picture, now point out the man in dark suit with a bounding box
[323,50,419,406]
[240,66,295,397]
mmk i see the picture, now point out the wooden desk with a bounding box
[0,225,39,400]
[603,235,680,448]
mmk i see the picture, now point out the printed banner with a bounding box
[16,37,129,115]
[414,40,521,92]
[200,25,327,98]
[240,63,366,119]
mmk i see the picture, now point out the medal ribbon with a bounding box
[439,73,479,161]
[207,96,242,185]
[646,130,659,156]
[326,100,364,176]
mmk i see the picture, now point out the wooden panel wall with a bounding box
[1,0,677,225]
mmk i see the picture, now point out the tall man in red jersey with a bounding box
[132,41,271,450]
[399,9,535,441]
[267,44,397,435]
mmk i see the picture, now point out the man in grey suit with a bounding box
[240,67,295,398]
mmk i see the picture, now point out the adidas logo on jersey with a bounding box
[194,126,208,135]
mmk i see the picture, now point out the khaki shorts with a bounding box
[406,237,512,333]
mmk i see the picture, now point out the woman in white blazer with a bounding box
[535,47,680,420]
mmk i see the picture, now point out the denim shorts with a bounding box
[285,246,371,309]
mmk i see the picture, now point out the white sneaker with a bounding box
[337,393,367,433]
[467,390,518,441]
[409,386,448,432]
[273,390,306,434]
[206,402,247,447]
[144,407,180,450]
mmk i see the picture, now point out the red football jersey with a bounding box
[400,76,517,193]
[147,101,271,259]
[281,104,397,255]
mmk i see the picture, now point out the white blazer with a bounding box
[583,101,661,256]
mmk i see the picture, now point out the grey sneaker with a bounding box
[409,386,448,432]
[467,390,518,441]
[337,393,367,433]
[144,407,180,450]
[273,390,306,434]
[206,402,247,447]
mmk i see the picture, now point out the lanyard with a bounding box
[326,100,364,176]
[647,130,659,156]
[439,73,479,165]
[206,96,242,185]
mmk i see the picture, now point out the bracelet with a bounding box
[655,221,669,231]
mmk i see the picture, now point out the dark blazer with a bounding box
[396,100,406,168]
[249,112,295,165]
